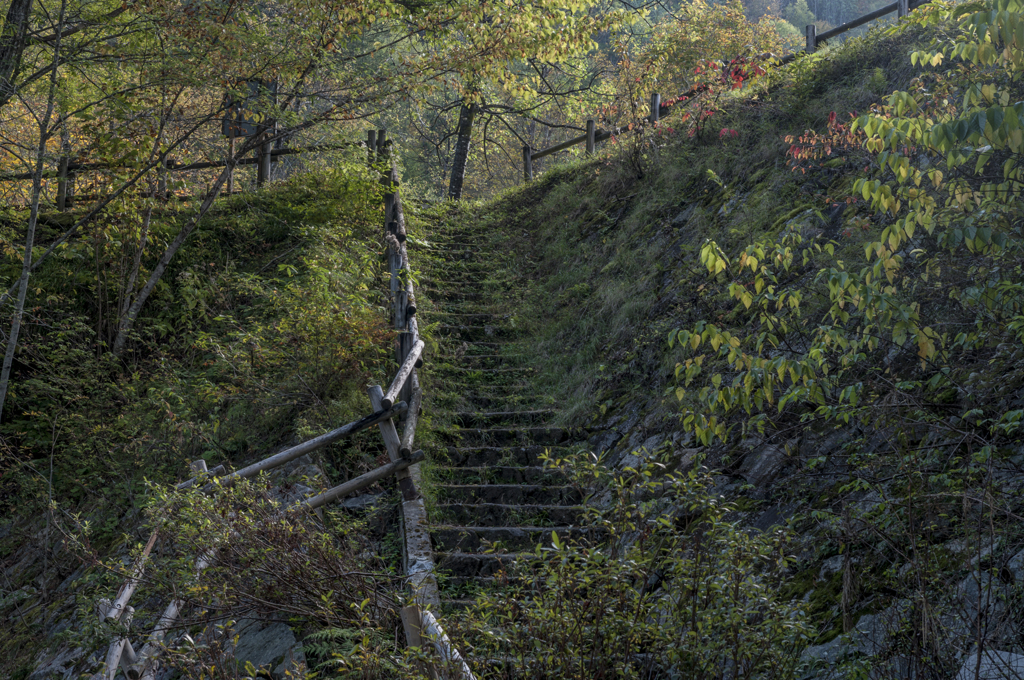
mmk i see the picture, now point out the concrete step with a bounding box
[437,324,520,341]
[437,365,535,376]
[431,525,591,552]
[425,311,516,325]
[454,410,555,426]
[445,444,565,467]
[441,354,529,370]
[437,551,533,577]
[442,427,569,447]
[433,503,586,527]
[436,484,582,505]
[431,465,566,485]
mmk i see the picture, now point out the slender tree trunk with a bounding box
[447,100,477,200]
[111,160,237,356]
[0,0,34,109]
[0,0,64,423]
[120,204,151,319]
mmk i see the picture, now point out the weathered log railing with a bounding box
[371,130,475,679]
[89,131,471,680]
[522,0,929,180]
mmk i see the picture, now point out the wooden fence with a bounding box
[0,139,359,210]
[522,0,928,179]
[87,132,473,680]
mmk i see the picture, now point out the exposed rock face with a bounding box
[231,618,306,679]
[954,651,1024,680]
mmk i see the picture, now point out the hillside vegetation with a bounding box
[6,0,1024,677]
[422,4,1024,677]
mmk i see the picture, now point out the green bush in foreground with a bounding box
[452,453,811,680]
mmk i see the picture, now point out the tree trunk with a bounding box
[0,0,63,423]
[447,101,477,201]
[111,160,236,356]
[0,0,35,109]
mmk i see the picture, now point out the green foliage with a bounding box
[783,0,818,31]
[451,453,811,679]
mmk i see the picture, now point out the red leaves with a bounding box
[719,128,738,139]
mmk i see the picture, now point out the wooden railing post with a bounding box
[650,93,661,123]
[586,120,595,155]
[806,24,817,52]
[367,130,377,166]
[522,145,533,182]
[897,0,908,17]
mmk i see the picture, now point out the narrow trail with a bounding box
[417,215,588,612]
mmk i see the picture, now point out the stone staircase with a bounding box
[418,221,587,612]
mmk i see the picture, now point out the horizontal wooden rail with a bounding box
[303,450,425,510]
[382,339,425,410]
[0,143,360,182]
[173,403,407,490]
[421,609,476,680]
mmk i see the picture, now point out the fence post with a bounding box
[897,0,908,17]
[586,120,596,155]
[57,156,69,211]
[650,93,661,124]
[377,129,387,158]
[367,130,376,166]
[805,24,816,52]
[522,145,533,182]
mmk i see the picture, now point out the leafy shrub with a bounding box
[451,453,811,679]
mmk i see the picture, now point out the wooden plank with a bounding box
[212,404,408,487]
[103,531,158,623]
[382,339,425,410]
[368,385,417,501]
[816,0,901,41]
[586,120,595,155]
[175,464,225,490]
[399,386,422,459]
[303,450,424,510]
[532,132,588,160]
[420,609,475,680]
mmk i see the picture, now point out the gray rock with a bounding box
[29,646,85,680]
[274,643,306,679]
[801,635,845,663]
[954,650,1024,680]
[819,555,845,581]
[739,444,787,487]
[957,571,1010,628]
[231,619,298,675]
[671,205,694,226]
[342,492,385,510]
[1005,548,1024,584]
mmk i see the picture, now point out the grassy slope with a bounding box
[435,18,1022,661]
[0,164,400,676]
[459,23,929,427]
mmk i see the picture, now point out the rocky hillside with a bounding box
[419,6,1024,678]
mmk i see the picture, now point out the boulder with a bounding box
[231,619,299,677]
[739,444,786,488]
[954,650,1024,680]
